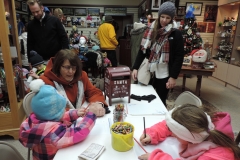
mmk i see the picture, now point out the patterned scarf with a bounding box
[141,20,174,64]
[53,81,84,109]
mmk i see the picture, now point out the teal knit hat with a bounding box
[30,79,67,121]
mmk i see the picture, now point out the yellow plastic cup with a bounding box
[111,122,134,152]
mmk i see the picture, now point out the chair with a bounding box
[0,141,25,160]
[23,91,35,116]
[22,91,35,160]
[174,91,202,107]
[235,131,240,146]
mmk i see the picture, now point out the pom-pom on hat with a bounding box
[29,50,44,67]
[30,79,67,121]
[158,1,176,19]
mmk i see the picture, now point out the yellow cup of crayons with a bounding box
[111,122,134,152]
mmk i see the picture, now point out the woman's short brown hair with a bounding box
[52,49,82,79]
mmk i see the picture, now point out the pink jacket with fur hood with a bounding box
[146,112,235,160]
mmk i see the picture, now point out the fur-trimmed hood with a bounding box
[130,25,147,35]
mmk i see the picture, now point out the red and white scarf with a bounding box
[141,20,174,64]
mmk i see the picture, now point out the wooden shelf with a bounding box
[0,0,26,139]
[211,3,240,89]
[218,25,234,27]
[216,35,234,38]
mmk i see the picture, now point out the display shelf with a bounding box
[212,2,240,89]
[218,25,235,27]
[216,36,235,38]
[212,3,239,64]
[0,0,25,139]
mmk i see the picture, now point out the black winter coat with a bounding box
[27,14,69,60]
[132,29,184,79]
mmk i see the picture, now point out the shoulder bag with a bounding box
[137,58,151,85]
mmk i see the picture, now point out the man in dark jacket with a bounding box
[27,0,68,61]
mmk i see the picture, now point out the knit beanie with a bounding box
[158,1,176,19]
[30,79,67,121]
[29,50,44,67]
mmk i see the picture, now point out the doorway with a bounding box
[112,15,133,64]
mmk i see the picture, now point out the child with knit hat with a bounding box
[28,50,46,79]
[19,79,105,160]
[138,104,240,160]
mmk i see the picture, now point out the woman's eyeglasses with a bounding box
[61,65,77,71]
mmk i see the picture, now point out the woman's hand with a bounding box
[138,153,150,160]
[166,77,176,89]
[88,103,105,117]
[132,69,138,81]
[140,133,151,146]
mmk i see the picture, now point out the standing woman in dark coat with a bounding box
[132,2,184,106]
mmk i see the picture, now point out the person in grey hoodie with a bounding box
[130,22,147,67]
[18,23,29,68]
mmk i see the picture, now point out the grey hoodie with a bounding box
[130,25,147,67]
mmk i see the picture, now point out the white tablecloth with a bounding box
[54,84,180,160]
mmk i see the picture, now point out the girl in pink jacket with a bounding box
[138,104,240,160]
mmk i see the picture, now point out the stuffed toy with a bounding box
[86,14,92,28]
[80,17,86,27]
[102,52,112,67]
[0,106,7,112]
[185,4,195,19]
[69,25,80,44]
[79,36,88,61]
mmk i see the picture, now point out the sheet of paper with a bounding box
[126,103,167,115]
[78,143,105,160]
[89,117,111,135]
[133,137,180,159]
